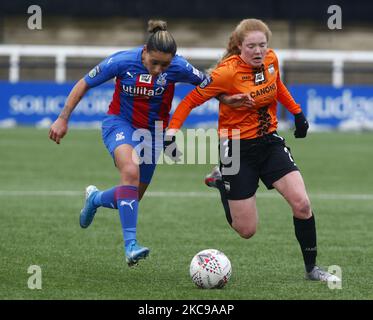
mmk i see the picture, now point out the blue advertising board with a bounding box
[0,81,219,128]
[1,82,373,130]
[288,85,373,130]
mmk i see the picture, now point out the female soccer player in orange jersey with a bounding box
[166,19,339,282]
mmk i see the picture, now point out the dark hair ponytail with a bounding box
[146,20,177,56]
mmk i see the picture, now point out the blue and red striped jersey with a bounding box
[84,46,206,130]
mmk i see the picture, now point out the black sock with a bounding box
[216,180,232,225]
[293,214,317,273]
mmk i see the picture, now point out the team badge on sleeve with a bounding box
[268,64,275,74]
[88,65,100,78]
[199,76,212,89]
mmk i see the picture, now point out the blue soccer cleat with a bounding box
[79,185,99,228]
[125,240,150,267]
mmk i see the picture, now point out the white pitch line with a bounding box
[0,190,372,200]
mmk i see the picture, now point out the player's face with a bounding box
[142,48,173,77]
[239,31,268,68]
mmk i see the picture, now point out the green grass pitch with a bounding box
[0,127,372,299]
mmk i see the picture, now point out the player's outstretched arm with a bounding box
[49,78,90,144]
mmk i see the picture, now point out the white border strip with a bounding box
[0,190,372,200]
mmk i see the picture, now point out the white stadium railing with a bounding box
[1,44,373,86]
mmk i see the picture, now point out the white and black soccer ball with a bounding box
[189,249,232,289]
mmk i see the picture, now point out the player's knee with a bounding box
[293,197,311,219]
[234,225,256,239]
[119,165,139,184]
[240,228,256,239]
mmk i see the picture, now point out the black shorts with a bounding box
[219,132,299,200]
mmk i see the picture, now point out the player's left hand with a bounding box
[294,112,309,138]
[163,134,183,162]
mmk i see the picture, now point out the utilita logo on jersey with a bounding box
[122,85,165,97]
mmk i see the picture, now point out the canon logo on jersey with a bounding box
[122,85,165,97]
[250,83,277,98]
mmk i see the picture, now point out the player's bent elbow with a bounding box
[78,78,90,92]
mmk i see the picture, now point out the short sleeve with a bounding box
[173,56,207,85]
[84,54,120,88]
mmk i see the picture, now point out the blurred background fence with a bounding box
[0,0,372,130]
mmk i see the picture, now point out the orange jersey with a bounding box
[169,49,302,139]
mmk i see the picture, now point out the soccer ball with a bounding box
[189,249,232,289]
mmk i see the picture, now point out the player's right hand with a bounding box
[49,117,68,144]
[163,134,183,162]
[219,93,255,108]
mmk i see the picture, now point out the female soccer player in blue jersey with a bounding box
[48,20,218,266]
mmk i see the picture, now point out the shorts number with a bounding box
[284,147,295,163]
[223,140,229,159]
